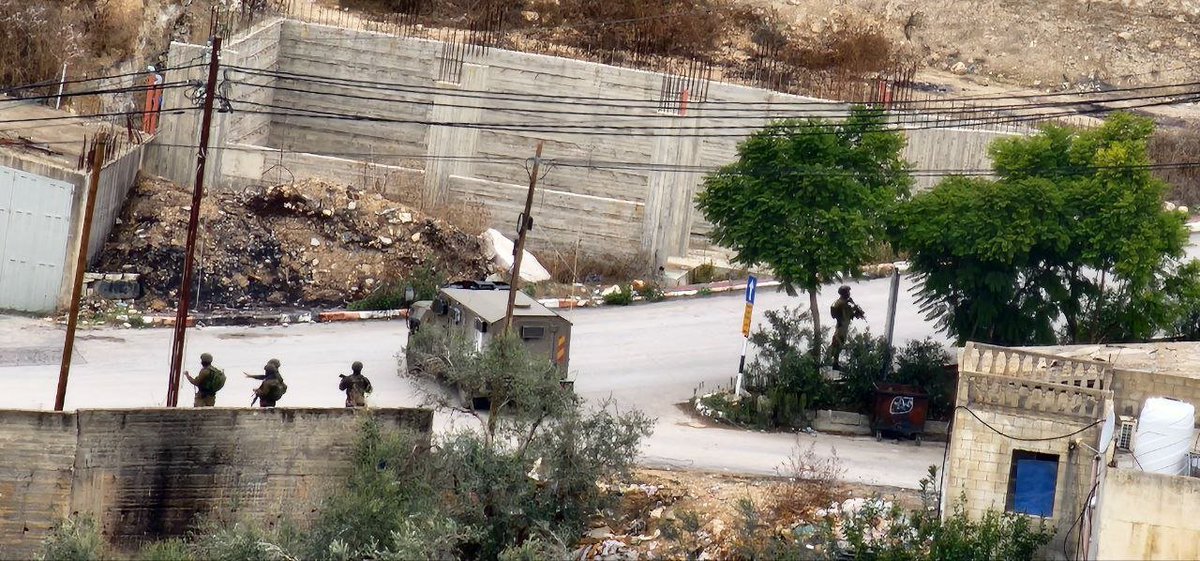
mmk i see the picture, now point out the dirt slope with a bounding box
[752,0,1200,89]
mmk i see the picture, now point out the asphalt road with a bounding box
[0,275,946,489]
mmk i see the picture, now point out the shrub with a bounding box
[38,516,106,561]
[892,338,954,421]
[602,285,634,306]
[634,281,665,302]
[828,330,890,413]
[348,263,446,310]
[135,539,194,561]
[814,466,1054,561]
[192,523,294,561]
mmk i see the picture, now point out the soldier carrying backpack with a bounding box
[246,359,287,407]
[184,352,225,407]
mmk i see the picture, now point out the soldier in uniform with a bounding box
[184,352,222,407]
[245,361,287,407]
[339,361,374,408]
[829,285,865,370]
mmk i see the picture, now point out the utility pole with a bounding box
[165,36,222,407]
[54,133,107,411]
[503,141,543,334]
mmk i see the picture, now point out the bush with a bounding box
[892,338,954,421]
[634,281,665,302]
[38,516,106,561]
[602,285,634,306]
[814,467,1054,561]
[827,330,890,413]
[348,264,447,311]
[136,539,194,561]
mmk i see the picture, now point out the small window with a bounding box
[520,325,545,341]
[1006,451,1059,518]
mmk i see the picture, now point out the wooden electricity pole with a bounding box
[503,141,543,334]
[166,36,222,407]
[54,133,107,411]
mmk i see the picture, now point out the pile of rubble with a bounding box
[98,177,489,310]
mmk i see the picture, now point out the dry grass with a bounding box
[536,245,654,285]
[1150,127,1200,208]
[768,442,849,522]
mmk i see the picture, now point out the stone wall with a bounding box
[0,407,432,558]
[1110,369,1200,424]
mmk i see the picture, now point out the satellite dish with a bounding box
[1098,407,1116,454]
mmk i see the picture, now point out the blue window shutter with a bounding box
[1012,458,1057,517]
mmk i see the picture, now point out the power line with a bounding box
[229,77,1200,123]
[20,138,1200,179]
[0,63,209,96]
[228,91,1200,137]
[228,64,1200,109]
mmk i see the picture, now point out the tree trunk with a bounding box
[809,287,821,358]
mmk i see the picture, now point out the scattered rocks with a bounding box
[951,61,968,75]
[97,177,488,309]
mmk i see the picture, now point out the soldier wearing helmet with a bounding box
[246,359,287,407]
[184,352,225,407]
[339,360,373,408]
[829,285,865,370]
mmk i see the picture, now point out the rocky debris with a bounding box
[98,177,489,310]
[480,228,552,283]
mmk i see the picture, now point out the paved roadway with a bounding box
[0,275,947,489]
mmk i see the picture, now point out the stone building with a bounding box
[946,342,1200,560]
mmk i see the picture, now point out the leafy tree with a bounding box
[697,106,913,338]
[894,113,1195,345]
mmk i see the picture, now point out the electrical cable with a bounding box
[0,81,195,106]
[227,77,1200,123]
[956,405,1104,442]
[1062,479,1100,561]
[0,63,209,96]
[229,63,1200,108]
[227,93,1200,137]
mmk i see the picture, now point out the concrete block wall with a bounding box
[0,407,433,556]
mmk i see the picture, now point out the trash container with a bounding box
[871,382,929,445]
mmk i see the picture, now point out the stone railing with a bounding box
[961,342,1113,391]
[963,371,1110,419]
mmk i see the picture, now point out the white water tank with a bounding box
[1132,397,1196,475]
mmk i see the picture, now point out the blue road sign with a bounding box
[745,275,757,305]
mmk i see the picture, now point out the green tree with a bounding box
[894,113,1196,345]
[696,106,913,339]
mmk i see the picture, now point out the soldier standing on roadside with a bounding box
[184,353,225,407]
[829,285,865,370]
[245,360,287,407]
[339,361,373,408]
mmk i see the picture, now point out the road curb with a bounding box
[143,308,408,328]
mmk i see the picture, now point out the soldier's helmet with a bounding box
[265,363,279,375]
[200,353,213,364]
[268,358,281,369]
[351,361,363,373]
[838,285,851,297]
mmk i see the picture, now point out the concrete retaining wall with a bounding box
[148,18,1023,266]
[0,407,432,557]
